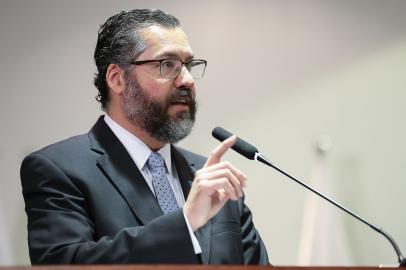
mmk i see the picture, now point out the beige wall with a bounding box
[1,0,405,266]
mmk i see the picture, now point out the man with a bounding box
[20,9,269,265]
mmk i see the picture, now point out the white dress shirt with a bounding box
[104,114,201,254]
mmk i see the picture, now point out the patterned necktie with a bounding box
[147,152,179,214]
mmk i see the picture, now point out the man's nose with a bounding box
[174,66,194,89]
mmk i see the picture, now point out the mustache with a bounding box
[168,88,194,105]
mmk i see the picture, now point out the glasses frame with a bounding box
[130,58,207,79]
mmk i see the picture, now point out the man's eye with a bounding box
[162,61,176,69]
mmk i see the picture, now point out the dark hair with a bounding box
[93,9,180,109]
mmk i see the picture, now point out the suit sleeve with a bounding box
[21,152,198,264]
[238,196,270,265]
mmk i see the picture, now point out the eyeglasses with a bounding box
[130,58,207,79]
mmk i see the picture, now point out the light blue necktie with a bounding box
[147,152,179,214]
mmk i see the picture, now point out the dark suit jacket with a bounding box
[20,116,269,265]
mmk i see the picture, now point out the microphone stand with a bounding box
[254,153,406,267]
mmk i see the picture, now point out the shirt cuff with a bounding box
[182,209,202,254]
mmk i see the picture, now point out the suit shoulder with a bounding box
[22,133,92,167]
[34,134,89,155]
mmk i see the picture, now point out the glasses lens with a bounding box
[188,60,206,79]
[161,59,182,79]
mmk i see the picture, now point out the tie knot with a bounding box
[147,152,165,171]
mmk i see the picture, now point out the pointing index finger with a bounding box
[205,135,237,167]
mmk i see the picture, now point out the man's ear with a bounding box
[106,63,125,96]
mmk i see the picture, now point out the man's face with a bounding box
[122,26,197,144]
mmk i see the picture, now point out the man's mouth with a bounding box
[171,98,189,106]
[168,88,195,110]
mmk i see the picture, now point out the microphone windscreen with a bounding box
[212,127,258,160]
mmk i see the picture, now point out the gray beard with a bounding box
[122,73,196,144]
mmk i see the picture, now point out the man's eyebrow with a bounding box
[156,52,194,61]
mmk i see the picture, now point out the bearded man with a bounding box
[20,9,269,265]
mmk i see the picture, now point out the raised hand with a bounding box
[183,135,247,231]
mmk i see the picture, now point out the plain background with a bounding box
[0,0,405,266]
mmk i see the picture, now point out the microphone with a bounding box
[212,126,406,267]
[212,127,258,160]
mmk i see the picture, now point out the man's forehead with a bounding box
[138,26,194,59]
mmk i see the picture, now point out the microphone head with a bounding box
[212,127,259,160]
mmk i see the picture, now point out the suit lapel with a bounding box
[172,146,212,264]
[171,146,194,199]
[89,116,163,225]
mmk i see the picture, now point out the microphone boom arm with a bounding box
[255,153,406,267]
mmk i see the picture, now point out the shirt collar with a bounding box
[103,114,172,173]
